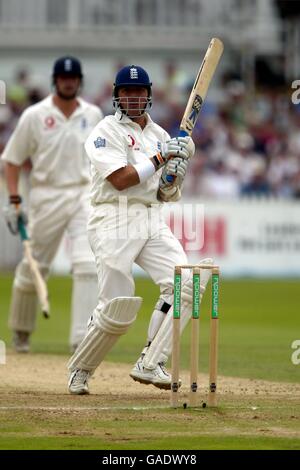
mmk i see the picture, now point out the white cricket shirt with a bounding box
[1,95,103,188]
[85,111,170,206]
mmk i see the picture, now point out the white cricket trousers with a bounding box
[87,202,188,311]
[10,185,97,346]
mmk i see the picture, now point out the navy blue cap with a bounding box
[53,56,83,78]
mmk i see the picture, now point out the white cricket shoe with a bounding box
[68,369,90,395]
[13,331,30,353]
[130,356,181,390]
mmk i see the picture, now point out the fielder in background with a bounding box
[2,56,103,353]
[68,65,213,394]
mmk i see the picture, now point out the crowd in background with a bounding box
[1,66,300,199]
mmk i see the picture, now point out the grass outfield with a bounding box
[0,274,299,382]
[0,273,299,450]
[0,404,299,450]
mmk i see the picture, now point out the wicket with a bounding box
[171,264,220,408]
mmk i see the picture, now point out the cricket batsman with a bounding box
[2,56,103,352]
[68,65,213,394]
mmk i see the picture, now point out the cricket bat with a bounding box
[18,218,50,319]
[166,38,224,182]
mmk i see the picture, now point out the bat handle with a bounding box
[165,129,189,183]
[18,217,29,241]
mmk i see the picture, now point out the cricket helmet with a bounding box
[113,65,152,95]
[113,65,152,116]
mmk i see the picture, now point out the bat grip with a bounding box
[18,217,29,241]
[165,129,189,183]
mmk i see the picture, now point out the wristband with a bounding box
[155,152,164,165]
[152,152,165,169]
[9,195,22,204]
[133,159,156,183]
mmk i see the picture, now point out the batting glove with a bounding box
[162,136,195,161]
[4,195,28,235]
[160,156,189,189]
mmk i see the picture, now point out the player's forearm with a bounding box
[107,165,140,191]
[107,156,163,191]
[4,162,21,196]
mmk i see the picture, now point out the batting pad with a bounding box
[68,296,142,373]
[8,286,38,333]
[143,258,213,369]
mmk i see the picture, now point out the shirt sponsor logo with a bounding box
[157,141,162,151]
[45,116,56,128]
[94,136,106,148]
[127,134,140,150]
[128,134,135,147]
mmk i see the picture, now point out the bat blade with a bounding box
[23,241,50,318]
[166,38,223,183]
[18,218,50,318]
[180,37,224,136]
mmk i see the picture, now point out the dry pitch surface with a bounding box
[0,351,299,450]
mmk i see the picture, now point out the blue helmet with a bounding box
[53,56,83,79]
[113,65,152,97]
[113,65,152,117]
